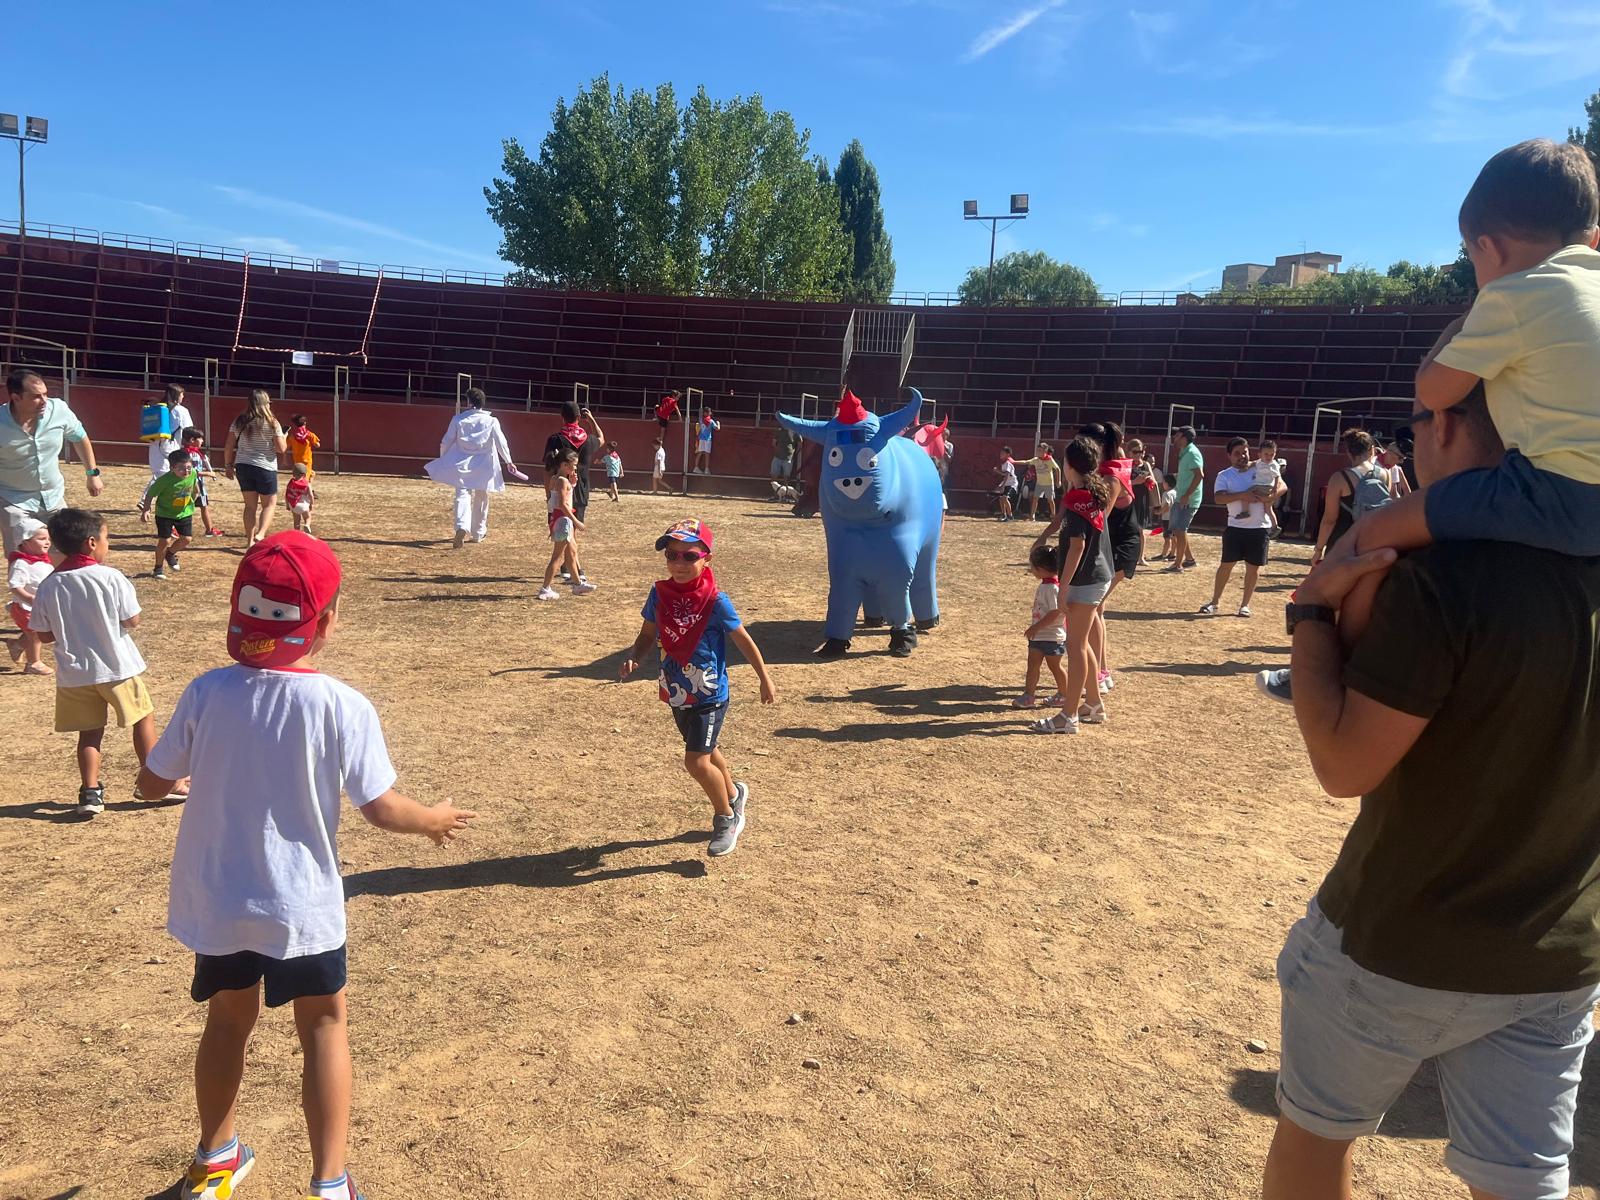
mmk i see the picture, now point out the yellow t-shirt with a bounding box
[1433,245,1600,484]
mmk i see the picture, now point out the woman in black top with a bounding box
[1029,436,1114,733]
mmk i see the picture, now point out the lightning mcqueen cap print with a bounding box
[227,530,343,669]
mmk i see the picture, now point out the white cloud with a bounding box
[1129,8,1177,60]
[1090,213,1151,238]
[963,0,1067,61]
[233,235,306,257]
[1438,0,1600,101]
[214,185,504,268]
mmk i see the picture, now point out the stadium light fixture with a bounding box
[962,192,1030,307]
[0,112,48,241]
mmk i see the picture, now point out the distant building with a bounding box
[1222,251,1342,291]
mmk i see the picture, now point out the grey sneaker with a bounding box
[1256,668,1292,704]
[77,784,105,817]
[166,552,181,572]
[709,783,748,857]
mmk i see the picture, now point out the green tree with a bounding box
[1569,86,1600,162]
[487,77,849,297]
[485,75,681,292]
[1386,250,1476,304]
[958,250,1099,306]
[833,140,895,302]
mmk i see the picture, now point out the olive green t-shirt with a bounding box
[1317,541,1600,994]
[143,469,197,520]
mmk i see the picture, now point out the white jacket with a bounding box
[425,409,512,493]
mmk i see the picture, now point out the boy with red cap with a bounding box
[138,530,476,1200]
[619,519,777,857]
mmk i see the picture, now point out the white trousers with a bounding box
[454,488,490,539]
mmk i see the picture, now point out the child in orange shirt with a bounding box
[287,415,321,478]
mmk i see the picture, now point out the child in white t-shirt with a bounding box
[28,508,176,816]
[651,437,668,493]
[601,441,624,502]
[1254,440,1284,534]
[1015,544,1070,708]
[5,515,54,675]
[139,531,475,1200]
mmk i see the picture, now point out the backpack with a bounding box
[1340,462,1392,523]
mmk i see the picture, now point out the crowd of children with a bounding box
[5,132,1598,1198]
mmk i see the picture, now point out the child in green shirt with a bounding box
[139,448,198,581]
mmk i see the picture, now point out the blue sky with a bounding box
[11,0,1599,298]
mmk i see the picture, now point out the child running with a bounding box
[538,451,596,601]
[6,515,54,675]
[1339,139,1600,635]
[139,448,198,580]
[182,428,224,537]
[1015,543,1069,708]
[619,520,777,857]
[287,414,321,478]
[601,441,624,502]
[286,463,316,535]
[138,531,475,1200]
[28,507,180,815]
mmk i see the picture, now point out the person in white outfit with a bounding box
[424,388,524,549]
[148,383,195,478]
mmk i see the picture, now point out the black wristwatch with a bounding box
[1285,602,1337,635]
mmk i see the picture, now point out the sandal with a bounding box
[1011,693,1039,708]
[1029,713,1079,734]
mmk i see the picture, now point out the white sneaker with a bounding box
[536,586,560,601]
[572,581,597,595]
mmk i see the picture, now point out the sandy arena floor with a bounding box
[1,464,1597,1200]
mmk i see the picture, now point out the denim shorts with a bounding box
[550,516,574,542]
[1167,503,1198,533]
[233,463,278,496]
[1027,638,1065,657]
[1276,899,1600,1200]
[1065,578,1110,606]
[672,700,728,753]
[1425,450,1600,554]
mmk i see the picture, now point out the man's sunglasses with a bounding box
[663,548,707,563]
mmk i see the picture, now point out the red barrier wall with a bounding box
[56,382,1332,528]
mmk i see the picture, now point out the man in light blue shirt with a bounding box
[1,369,105,552]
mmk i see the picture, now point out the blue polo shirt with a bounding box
[642,585,741,708]
[0,397,88,513]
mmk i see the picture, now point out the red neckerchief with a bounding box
[1061,488,1106,531]
[8,550,49,566]
[1100,457,1134,489]
[290,426,314,444]
[54,554,100,573]
[1041,575,1059,585]
[558,421,589,450]
[653,567,719,668]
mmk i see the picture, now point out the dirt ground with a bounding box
[2,464,1597,1200]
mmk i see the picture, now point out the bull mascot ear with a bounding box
[869,389,924,448]
[775,412,833,444]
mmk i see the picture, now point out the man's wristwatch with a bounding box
[1285,602,1337,635]
[84,468,101,478]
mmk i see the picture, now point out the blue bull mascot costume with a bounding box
[777,388,943,658]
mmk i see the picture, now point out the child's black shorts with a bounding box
[673,700,728,753]
[191,944,347,1007]
[155,514,194,539]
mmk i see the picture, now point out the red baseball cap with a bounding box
[227,531,342,669]
[654,518,714,554]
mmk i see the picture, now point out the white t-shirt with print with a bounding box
[1031,580,1065,642]
[28,563,146,685]
[1215,466,1273,529]
[8,557,53,611]
[151,665,399,959]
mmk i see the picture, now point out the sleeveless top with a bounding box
[233,418,281,470]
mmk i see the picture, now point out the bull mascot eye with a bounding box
[828,447,844,466]
[856,448,878,471]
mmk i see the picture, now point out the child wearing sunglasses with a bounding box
[619,519,777,857]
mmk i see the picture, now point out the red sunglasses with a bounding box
[663,548,707,563]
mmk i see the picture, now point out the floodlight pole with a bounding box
[0,115,48,243]
[963,198,1028,307]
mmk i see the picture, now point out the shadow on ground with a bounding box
[344,832,710,897]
